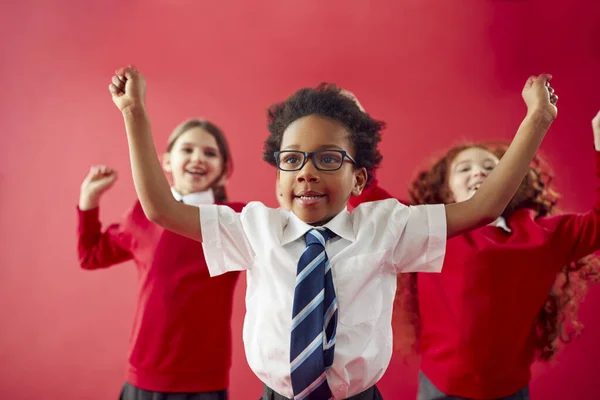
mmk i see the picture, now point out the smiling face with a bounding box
[276,115,367,225]
[447,146,500,202]
[162,127,225,195]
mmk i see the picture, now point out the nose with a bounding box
[191,149,206,163]
[295,157,320,183]
[472,165,488,178]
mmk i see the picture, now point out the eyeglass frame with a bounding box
[273,150,358,172]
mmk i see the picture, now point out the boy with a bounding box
[109,67,557,399]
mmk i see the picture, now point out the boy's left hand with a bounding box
[522,74,558,121]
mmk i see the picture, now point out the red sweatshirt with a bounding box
[351,154,600,398]
[77,200,245,393]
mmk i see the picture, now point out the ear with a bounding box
[351,167,368,196]
[161,153,172,173]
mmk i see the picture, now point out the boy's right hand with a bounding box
[109,65,146,114]
[79,165,118,210]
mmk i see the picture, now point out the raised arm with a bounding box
[445,74,558,238]
[109,66,202,242]
[77,166,133,269]
[547,111,600,264]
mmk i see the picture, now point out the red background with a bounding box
[1,1,599,398]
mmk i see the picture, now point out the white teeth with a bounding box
[300,195,322,200]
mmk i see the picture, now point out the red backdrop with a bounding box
[1,0,599,398]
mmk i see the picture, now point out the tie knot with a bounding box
[305,228,335,247]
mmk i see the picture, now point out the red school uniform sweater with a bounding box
[350,154,600,399]
[77,200,245,393]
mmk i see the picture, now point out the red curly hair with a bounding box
[394,143,600,361]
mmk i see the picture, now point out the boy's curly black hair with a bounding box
[262,83,385,184]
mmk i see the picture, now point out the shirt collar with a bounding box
[280,207,356,245]
[493,216,512,233]
[171,187,215,206]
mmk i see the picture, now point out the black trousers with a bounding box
[261,384,383,400]
[120,382,227,400]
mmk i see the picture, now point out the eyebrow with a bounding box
[178,142,219,151]
[453,158,496,168]
[280,144,346,151]
[454,160,472,167]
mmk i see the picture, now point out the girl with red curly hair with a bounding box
[350,112,600,400]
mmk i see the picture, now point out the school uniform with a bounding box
[77,189,245,400]
[353,152,600,400]
[198,198,447,399]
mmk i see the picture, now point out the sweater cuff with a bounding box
[77,205,101,233]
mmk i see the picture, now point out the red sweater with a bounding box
[77,200,245,393]
[351,154,600,399]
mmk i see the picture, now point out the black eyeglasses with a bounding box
[273,150,357,172]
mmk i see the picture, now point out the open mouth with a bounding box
[295,191,326,205]
[469,182,483,191]
[185,170,207,176]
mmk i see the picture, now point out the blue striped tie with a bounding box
[290,228,338,400]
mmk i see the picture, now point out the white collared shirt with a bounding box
[494,216,512,233]
[170,187,215,206]
[199,199,447,399]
